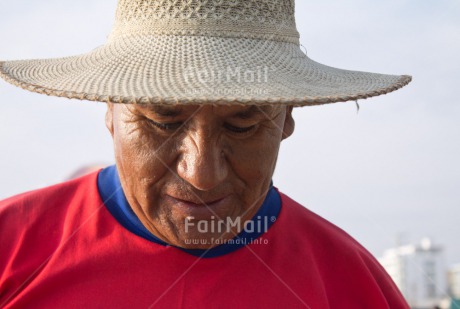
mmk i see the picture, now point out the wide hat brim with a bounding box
[0,35,411,106]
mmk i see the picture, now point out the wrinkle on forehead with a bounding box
[126,104,285,118]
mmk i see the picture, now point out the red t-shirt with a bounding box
[0,171,409,308]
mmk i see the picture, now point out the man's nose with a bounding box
[176,132,228,191]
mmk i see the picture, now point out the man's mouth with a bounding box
[166,195,227,208]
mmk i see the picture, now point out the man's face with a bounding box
[106,103,294,249]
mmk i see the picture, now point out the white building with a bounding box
[379,238,447,309]
[448,264,460,299]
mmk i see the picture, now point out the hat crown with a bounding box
[110,0,299,44]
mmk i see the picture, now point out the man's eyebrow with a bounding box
[148,106,183,117]
[232,106,273,119]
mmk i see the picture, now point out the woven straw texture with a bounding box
[0,0,411,106]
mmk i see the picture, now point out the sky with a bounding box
[0,0,459,277]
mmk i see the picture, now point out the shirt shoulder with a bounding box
[0,171,102,230]
[0,171,104,293]
[277,192,366,248]
[273,191,409,308]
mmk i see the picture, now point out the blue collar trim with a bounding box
[97,165,281,258]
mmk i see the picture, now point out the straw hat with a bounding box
[0,0,411,106]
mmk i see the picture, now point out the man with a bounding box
[0,0,411,308]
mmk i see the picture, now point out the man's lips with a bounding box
[166,195,228,207]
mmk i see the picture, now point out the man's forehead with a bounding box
[134,104,283,118]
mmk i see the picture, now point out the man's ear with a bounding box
[282,106,295,140]
[105,103,114,137]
